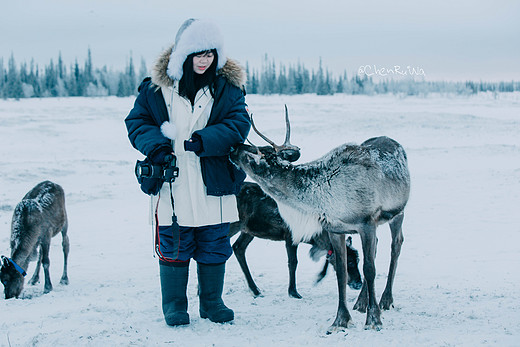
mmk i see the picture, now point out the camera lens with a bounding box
[138,165,151,177]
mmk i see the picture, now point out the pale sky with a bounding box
[1,0,519,81]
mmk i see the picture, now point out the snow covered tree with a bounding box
[138,57,148,83]
[0,58,5,98]
[5,53,24,99]
[84,48,93,84]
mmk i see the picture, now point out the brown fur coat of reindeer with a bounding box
[229,181,362,299]
[1,181,69,299]
[230,107,410,331]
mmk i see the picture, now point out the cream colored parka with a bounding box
[151,82,239,226]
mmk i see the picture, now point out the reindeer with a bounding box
[1,181,69,299]
[229,181,362,299]
[230,106,410,331]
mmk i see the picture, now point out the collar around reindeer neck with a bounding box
[1,255,27,277]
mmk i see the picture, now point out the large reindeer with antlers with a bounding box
[230,106,410,331]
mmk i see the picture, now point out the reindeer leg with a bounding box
[232,232,262,297]
[354,279,368,312]
[29,246,42,285]
[379,212,404,310]
[285,235,302,299]
[346,236,363,290]
[60,223,70,285]
[358,223,382,330]
[327,232,352,333]
[41,238,53,294]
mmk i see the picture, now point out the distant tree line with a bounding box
[0,49,145,99]
[1,50,519,99]
[245,55,520,96]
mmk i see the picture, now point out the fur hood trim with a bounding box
[151,45,245,90]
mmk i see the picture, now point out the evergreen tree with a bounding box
[0,58,5,98]
[31,62,42,97]
[245,62,251,93]
[6,53,24,99]
[44,59,59,97]
[66,62,78,96]
[96,66,110,94]
[139,57,148,82]
[58,52,65,79]
[259,54,277,94]
[316,59,325,95]
[74,60,84,96]
[117,72,131,97]
[285,65,298,94]
[250,70,258,94]
[316,58,333,95]
[277,64,288,94]
[84,48,93,84]
[293,63,304,94]
[127,54,136,95]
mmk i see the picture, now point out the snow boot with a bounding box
[159,263,190,326]
[197,262,234,323]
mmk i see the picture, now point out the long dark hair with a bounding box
[178,49,218,105]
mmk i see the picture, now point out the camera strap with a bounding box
[168,181,176,224]
[153,182,181,263]
[153,88,181,263]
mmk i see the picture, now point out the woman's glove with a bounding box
[184,135,203,154]
[150,147,173,165]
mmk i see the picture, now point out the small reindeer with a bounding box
[1,181,69,299]
[230,107,410,331]
[229,181,362,299]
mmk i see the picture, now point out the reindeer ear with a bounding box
[1,256,8,268]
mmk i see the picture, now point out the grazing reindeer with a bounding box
[1,181,69,299]
[230,106,410,331]
[229,181,362,299]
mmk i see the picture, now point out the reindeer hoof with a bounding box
[326,320,354,334]
[29,277,40,286]
[379,300,394,311]
[251,291,263,298]
[364,322,383,331]
[326,326,346,335]
[289,290,302,299]
[250,287,262,297]
[353,299,367,313]
[364,307,382,330]
[60,277,69,285]
[379,293,394,310]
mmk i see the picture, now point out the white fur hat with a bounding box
[167,18,227,80]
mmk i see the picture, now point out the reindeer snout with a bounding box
[279,148,300,162]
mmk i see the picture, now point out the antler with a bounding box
[250,105,299,154]
[282,104,292,147]
[250,114,278,149]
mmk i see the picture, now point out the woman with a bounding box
[125,18,250,326]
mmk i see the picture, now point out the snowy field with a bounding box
[0,92,519,346]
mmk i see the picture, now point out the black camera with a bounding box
[135,154,179,183]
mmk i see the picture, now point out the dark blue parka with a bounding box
[125,56,250,196]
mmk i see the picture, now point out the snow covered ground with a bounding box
[0,92,519,346]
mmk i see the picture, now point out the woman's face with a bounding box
[193,51,215,75]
